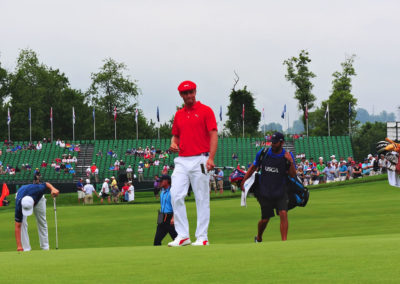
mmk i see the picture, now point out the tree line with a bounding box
[0,48,391,160]
[0,49,171,141]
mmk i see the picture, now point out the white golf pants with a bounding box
[21,196,49,251]
[171,155,210,240]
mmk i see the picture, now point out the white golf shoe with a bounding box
[191,239,209,246]
[168,237,191,247]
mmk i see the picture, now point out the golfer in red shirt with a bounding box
[168,80,218,247]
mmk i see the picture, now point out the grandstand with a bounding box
[0,141,77,183]
[0,136,354,183]
[91,138,264,181]
[294,136,353,162]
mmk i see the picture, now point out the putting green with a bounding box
[0,179,399,283]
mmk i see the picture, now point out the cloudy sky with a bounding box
[1,0,399,127]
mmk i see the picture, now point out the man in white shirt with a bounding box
[94,168,99,183]
[209,169,216,194]
[378,154,386,174]
[114,160,120,171]
[100,178,111,204]
[83,179,98,204]
[86,167,91,178]
[36,141,42,151]
[138,166,144,182]
[367,154,376,175]
[128,181,135,201]
[126,165,133,181]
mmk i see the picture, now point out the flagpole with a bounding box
[306,118,309,137]
[50,107,53,143]
[72,107,75,141]
[29,107,32,142]
[135,108,139,140]
[220,106,223,140]
[349,116,351,137]
[327,104,330,137]
[7,108,10,141]
[349,103,351,137]
[242,104,245,138]
[114,106,117,140]
[306,104,309,137]
[263,108,266,137]
[287,111,290,134]
[157,106,160,140]
[158,121,160,140]
[93,108,96,141]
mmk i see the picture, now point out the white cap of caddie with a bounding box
[21,196,34,216]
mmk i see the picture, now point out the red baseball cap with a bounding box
[178,81,196,92]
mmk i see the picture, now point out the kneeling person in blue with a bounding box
[241,132,296,242]
[15,181,60,251]
[154,175,178,246]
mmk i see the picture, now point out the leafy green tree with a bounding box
[307,56,358,136]
[87,58,140,139]
[327,55,358,136]
[352,122,386,161]
[0,61,8,103]
[225,86,261,137]
[307,102,329,136]
[283,50,316,129]
[0,61,9,135]
[6,49,91,141]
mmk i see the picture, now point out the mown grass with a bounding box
[0,178,399,283]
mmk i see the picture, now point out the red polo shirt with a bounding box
[172,101,217,157]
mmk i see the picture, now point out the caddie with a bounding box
[241,132,296,242]
[168,80,218,247]
[15,181,59,251]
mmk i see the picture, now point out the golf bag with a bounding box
[253,147,310,210]
[287,175,309,211]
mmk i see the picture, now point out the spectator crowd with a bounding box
[295,153,389,186]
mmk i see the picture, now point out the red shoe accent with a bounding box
[203,240,208,245]
[179,238,189,245]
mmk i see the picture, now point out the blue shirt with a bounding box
[15,183,47,222]
[77,181,83,190]
[160,187,173,214]
[339,165,348,176]
[216,170,224,181]
[323,166,336,180]
[362,163,370,175]
[253,148,296,168]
